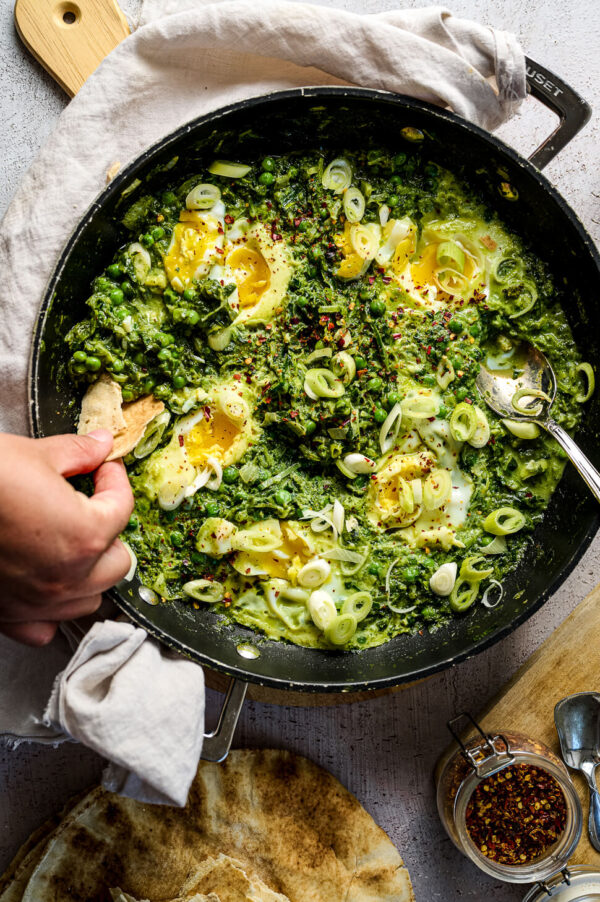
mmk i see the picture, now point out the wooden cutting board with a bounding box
[438,581,600,866]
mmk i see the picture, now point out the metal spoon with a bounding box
[476,339,600,503]
[555,692,600,852]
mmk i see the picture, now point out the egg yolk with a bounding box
[236,526,311,580]
[164,211,221,291]
[227,246,271,308]
[335,222,365,280]
[410,242,478,295]
[389,232,416,275]
[184,410,240,466]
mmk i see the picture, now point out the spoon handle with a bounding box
[581,763,600,853]
[544,418,600,504]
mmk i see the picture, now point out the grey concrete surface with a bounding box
[1,1,599,899]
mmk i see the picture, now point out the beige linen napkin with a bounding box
[0,0,526,804]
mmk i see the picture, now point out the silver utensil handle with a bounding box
[545,418,600,504]
[201,678,248,762]
[589,783,600,853]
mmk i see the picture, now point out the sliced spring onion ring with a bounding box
[482,579,504,608]
[507,280,538,319]
[183,579,224,603]
[429,562,457,596]
[232,522,281,554]
[502,419,540,439]
[493,256,524,284]
[460,555,494,583]
[385,558,400,598]
[308,590,337,631]
[511,387,551,416]
[450,402,477,442]
[304,368,345,400]
[336,459,357,480]
[127,242,151,283]
[306,347,332,364]
[341,591,373,622]
[379,204,390,226]
[388,602,417,615]
[343,186,365,223]
[483,507,526,535]
[576,362,595,403]
[325,612,358,645]
[208,326,233,351]
[436,356,455,390]
[423,469,452,510]
[342,453,377,475]
[239,461,260,484]
[379,402,403,454]
[350,223,380,260]
[186,183,221,210]
[205,456,223,491]
[469,406,490,448]
[449,578,479,612]
[297,558,331,589]
[332,351,356,384]
[437,240,465,273]
[208,160,251,178]
[402,390,439,420]
[481,535,507,555]
[410,478,423,506]
[332,500,345,535]
[133,410,171,459]
[322,157,352,193]
[121,542,137,582]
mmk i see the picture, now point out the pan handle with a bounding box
[525,56,591,169]
[201,677,248,762]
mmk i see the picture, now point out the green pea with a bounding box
[354,355,367,370]
[107,264,122,279]
[183,287,196,301]
[393,153,407,168]
[143,378,156,393]
[422,374,436,387]
[110,288,124,305]
[122,280,134,297]
[259,172,274,186]
[388,194,399,207]
[262,157,276,172]
[275,489,292,506]
[151,226,165,240]
[368,563,381,577]
[140,233,154,248]
[186,310,200,325]
[449,318,463,333]
[122,389,134,402]
[469,323,481,337]
[373,406,387,424]
[85,355,102,372]
[73,350,87,363]
[437,404,448,419]
[127,515,139,530]
[319,207,330,219]
[110,360,124,373]
[390,174,402,186]
[402,566,419,583]
[296,296,308,308]
[172,374,187,389]
[359,287,371,301]
[73,363,88,375]
[157,348,171,362]
[162,191,177,205]
[297,219,311,232]
[170,530,184,547]
[157,332,174,347]
[133,352,145,365]
[370,299,386,317]
[386,391,402,410]
[367,376,383,393]
[455,386,469,402]
[205,502,220,517]
[335,398,351,415]
[223,466,239,484]
[304,419,317,436]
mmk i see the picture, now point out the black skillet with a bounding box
[30,60,599,758]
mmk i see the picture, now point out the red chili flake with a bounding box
[272,233,282,241]
[382,277,391,284]
[233,373,241,381]
[178,435,184,446]
[426,346,432,356]
[224,214,234,225]
[215,247,224,254]
[465,764,567,866]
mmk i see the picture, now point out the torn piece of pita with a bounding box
[9,750,413,902]
[77,375,164,461]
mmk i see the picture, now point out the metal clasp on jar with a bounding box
[447,712,516,778]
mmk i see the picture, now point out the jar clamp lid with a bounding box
[523,866,600,901]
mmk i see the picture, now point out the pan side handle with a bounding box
[525,56,591,169]
[201,677,248,762]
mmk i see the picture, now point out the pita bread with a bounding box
[77,375,164,461]
[13,751,413,902]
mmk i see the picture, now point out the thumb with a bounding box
[38,430,115,477]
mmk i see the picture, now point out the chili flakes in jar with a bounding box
[465,763,567,865]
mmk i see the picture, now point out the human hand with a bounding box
[0,430,134,647]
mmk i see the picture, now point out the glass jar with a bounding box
[436,715,583,884]
[523,866,600,901]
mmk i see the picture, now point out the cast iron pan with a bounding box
[30,65,599,696]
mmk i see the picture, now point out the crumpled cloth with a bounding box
[0,0,526,804]
[44,621,205,807]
